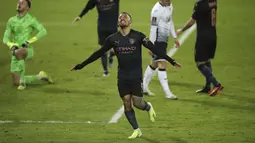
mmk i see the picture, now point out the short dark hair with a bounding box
[25,0,32,8]
[120,12,132,22]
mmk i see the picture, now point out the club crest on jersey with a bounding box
[129,38,135,45]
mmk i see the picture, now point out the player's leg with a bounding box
[157,61,177,99]
[131,81,156,122]
[98,30,109,76]
[154,42,177,99]
[195,40,223,95]
[207,40,224,95]
[118,80,140,139]
[12,48,28,90]
[13,48,52,90]
[143,60,157,96]
[11,58,21,87]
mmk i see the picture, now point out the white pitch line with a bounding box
[0,120,105,124]
[168,24,197,57]
[108,105,124,124]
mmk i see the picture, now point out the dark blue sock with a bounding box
[198,64,219,87]
[125,109,139,130]
[101,54,108,73]
[205,61,212,88]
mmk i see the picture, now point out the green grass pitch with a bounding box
[0,0,255,143]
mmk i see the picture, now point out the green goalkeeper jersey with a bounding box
[3,13,47,48]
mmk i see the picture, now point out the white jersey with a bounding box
[150,2,177,43]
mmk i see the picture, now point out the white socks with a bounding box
[158,69,174,97]
[143,65,156,91]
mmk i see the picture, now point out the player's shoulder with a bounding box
[130,29,146,39]
[152,2,162,12]
[7,16,17,23]
[106,31,119,40]
[26,13,37,20]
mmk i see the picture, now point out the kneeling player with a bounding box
[72,12,181,139]
[3,0,53,90]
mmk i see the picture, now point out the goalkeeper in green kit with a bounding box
[3,0,53,90]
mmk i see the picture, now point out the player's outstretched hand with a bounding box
[175,39,180,48]
[176,29,183,36]
[71,64,84,71]
[148,50,153,55]
[72,17,81,24]
[172,61,181,68]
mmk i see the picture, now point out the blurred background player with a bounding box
[177,0,223,96]
[143,0,180,99]
[3,0,53,90]
[71,12,181,139]
[73,0,119,77]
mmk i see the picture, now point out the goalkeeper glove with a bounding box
[10,45,19,55]
[21,41,30,48]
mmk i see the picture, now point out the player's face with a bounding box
[118,13,131,28]
[17,0,29,12]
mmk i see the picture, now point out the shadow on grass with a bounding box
[41,87,107,96]
[179,98,255,113]
[141,136,187,143]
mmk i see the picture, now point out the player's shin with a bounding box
[132,96,156,122]
[17,60,26,90]
[125,108,139,130]
[158,69,177,99]
[24,75,40,84]
[197,63,219,88]
[143,65,156,95]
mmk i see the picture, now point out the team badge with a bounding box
[129,38,135,45]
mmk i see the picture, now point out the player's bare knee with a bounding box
[158,61,167,70]
[122,95,132,111]
[123,101,132,111]
[14,48,27,60]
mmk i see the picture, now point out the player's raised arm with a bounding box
[72,0,96,23]
[71,37,113,71]
[141,33,181,68]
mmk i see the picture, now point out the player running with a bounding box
[71,12,181,139]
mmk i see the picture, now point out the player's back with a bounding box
[108,29,144,81]
[8,13,35,45]
[194,0,217,38]
[95,0,119,30]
